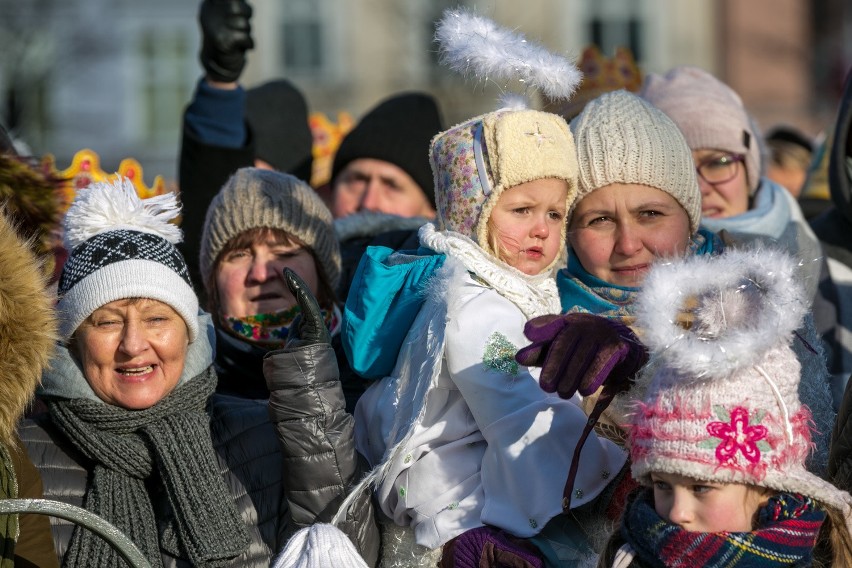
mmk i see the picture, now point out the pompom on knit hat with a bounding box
[271,524,368,568]
[629,247,852,531]
[430,107,578,269]
[640,65,762,195]
[569,89,702,233]
[57,178,199,342]
[199,167,340,292]
[245,79,314,183]
[331,92,443,206]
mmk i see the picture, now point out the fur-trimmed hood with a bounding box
[0,208,56,445]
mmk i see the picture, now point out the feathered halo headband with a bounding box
[435,8,582,107]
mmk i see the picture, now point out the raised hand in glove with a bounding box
[516,312,646,400]
[199,0,254,83]
[516,312,647,509]
[284,268,330,348]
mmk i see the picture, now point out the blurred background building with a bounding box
[0,0,850,188]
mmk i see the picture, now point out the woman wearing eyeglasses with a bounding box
[638,67,852,411]
[639,67,822,290]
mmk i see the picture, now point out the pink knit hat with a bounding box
[640,66,762,195]
[629,248,852,529]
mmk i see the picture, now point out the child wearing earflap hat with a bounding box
[344,10,632,567]
[597,248,852,567]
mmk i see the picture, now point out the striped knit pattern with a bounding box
[623,491,824,567]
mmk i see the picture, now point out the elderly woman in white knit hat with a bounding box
[19,178,378,567]
[542,90,836,480]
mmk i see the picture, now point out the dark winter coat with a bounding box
[20,341,379,567]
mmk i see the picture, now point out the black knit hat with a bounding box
[331,92,443,206]
[245,79,314,183]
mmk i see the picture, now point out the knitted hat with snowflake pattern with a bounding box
[57,178,199,341]
[629,247,852,528]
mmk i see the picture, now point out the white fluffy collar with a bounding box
[419,223,561,319]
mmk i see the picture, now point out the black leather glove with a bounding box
[284,268,330,348]
[199,0,254,83]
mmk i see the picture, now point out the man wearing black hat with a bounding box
[330,92,440,220]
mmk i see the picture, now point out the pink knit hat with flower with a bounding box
[429,108,578,270]
[629,248,852,529]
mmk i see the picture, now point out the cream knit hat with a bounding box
[199,167,341,292]
[629,248,852,530]
[640,66,762,195]
[430,108,578,268]
[569,90,702,233]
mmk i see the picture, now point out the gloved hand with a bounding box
[199,0,254,83]
[516,312,646,400]
[516,312,646,509]
[284,268,330,348]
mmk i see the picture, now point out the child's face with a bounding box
[567,183,691,287]
[487,178,568,275]
[651,471,771,533]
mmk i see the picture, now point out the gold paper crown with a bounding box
[309,110,354,188]
[544,45,643,121]
[41,148,168,212]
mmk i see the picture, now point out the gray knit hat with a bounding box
[640,66,762,195]
[199,167,341,292]
[570,90,702,233]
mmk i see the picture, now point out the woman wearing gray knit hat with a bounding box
[198,167,371,410]
[548,90,835,479]
[639,67,822,288]
[20,177,379,566]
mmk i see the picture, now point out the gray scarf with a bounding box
[48,369,250,567]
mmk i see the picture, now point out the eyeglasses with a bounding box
[695,153,745,185]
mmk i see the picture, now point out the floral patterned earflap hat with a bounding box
[427,8,582,274]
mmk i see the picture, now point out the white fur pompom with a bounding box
[435,8,582,101]
[63,177,182,250]
[635,248,807,379]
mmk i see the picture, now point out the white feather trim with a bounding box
[635,248,807,379]
[63,177,182,250]
[435,8,582,101]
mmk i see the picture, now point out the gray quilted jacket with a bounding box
[20,340,379,567]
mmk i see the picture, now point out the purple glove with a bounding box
[516,312,646,509]
[516,312,646,400]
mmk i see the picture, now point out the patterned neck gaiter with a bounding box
[222,304,341,348]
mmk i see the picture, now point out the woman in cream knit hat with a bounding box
[553,90,834,480]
